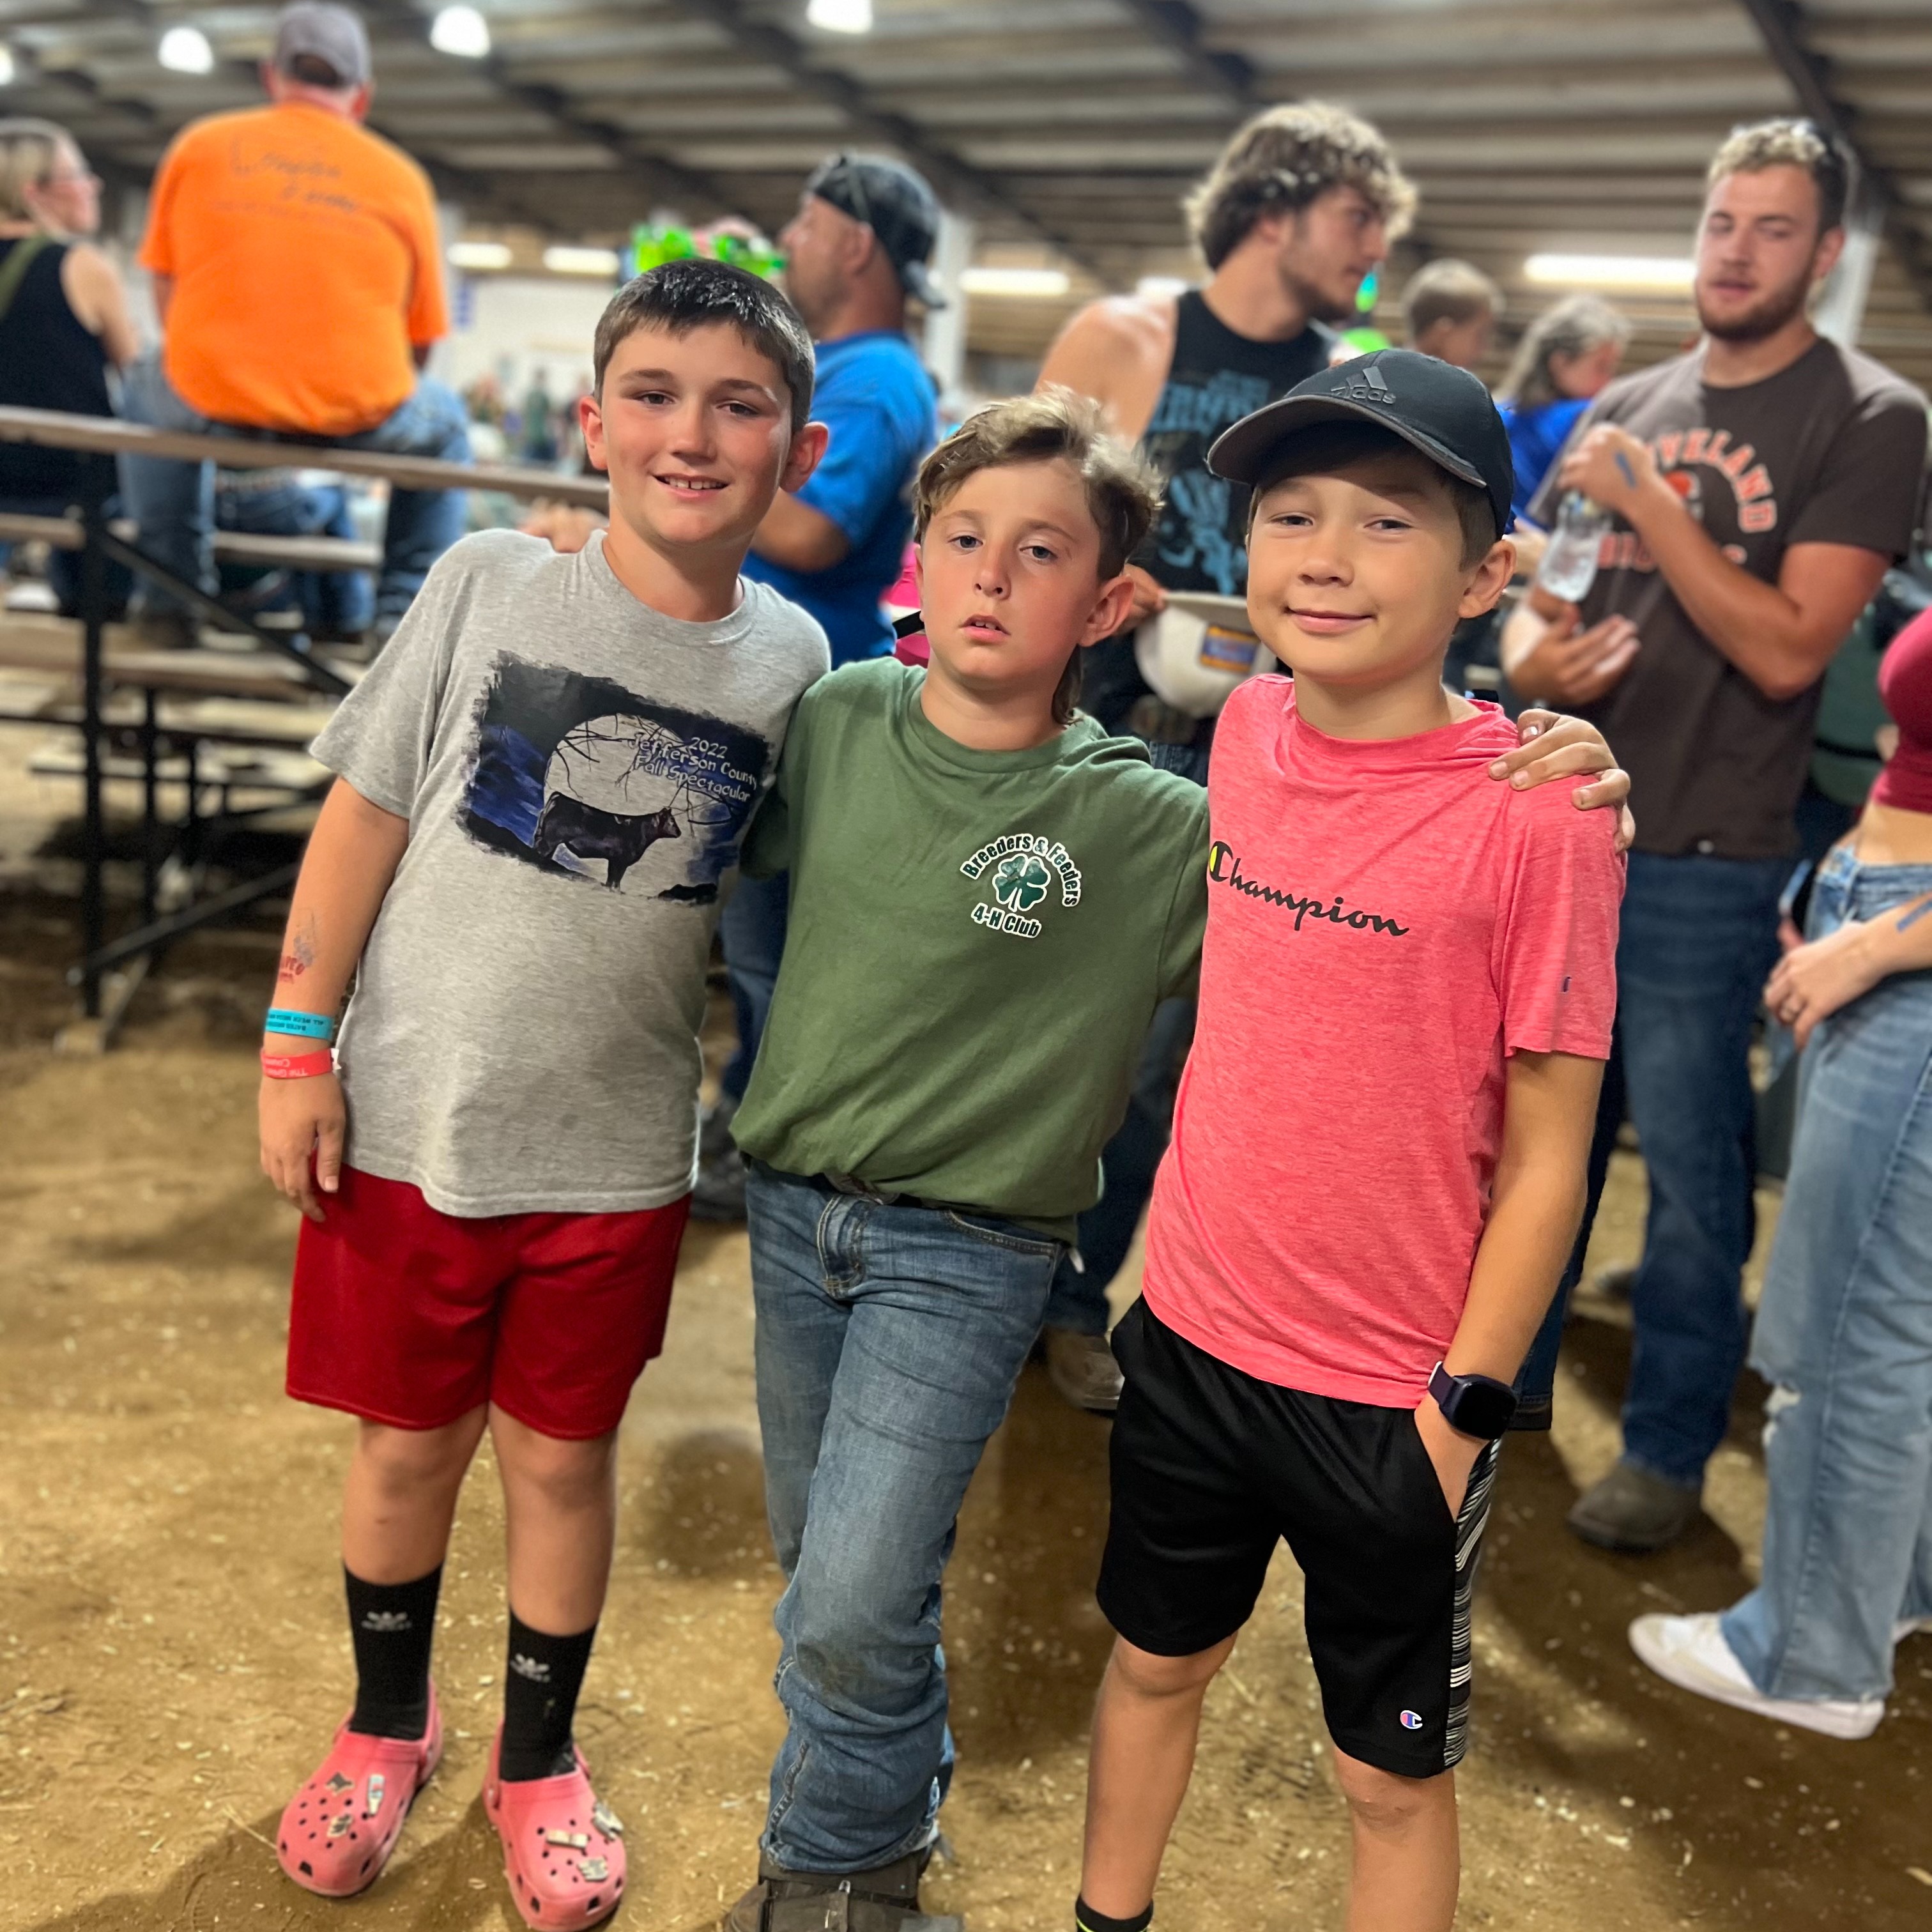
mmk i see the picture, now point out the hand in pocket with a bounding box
[1413,1397,1483,1520]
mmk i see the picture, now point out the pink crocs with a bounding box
[275,1689,443,1898]
[484,1728,627,1929]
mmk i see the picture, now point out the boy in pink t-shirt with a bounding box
[1076,353,1624,1932]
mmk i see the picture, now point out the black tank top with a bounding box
[0,236,116,504]
[1133,290,1335,597]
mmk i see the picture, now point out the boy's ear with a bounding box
[1457,536,1517,622]
[780,419,832,495]
[1081,569,1138,649]
[579,391,608,475]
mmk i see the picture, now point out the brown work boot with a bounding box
[1567,1459,1701,1553]
[724,1848,962,1931]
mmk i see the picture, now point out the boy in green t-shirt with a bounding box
[722,391,1630,1931]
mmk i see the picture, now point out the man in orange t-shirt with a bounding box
[121,4,468,641]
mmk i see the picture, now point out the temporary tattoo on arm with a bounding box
[1895,896,1932,934]
[278,915,319,982]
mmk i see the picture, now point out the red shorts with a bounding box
[287,1166,691,1439]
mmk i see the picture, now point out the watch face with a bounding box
[1452,1377,1517,1439]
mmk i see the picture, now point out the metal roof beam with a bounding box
[1735,0,1932,320]
[653,0,1108,281]
[353,0,740,221]
[1110,1,1260,110]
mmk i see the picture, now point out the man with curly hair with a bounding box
[1029,102,1414,1410]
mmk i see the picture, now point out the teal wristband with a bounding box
[265,1007,335,1042]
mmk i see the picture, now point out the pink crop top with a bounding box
[1874,606,1932,815]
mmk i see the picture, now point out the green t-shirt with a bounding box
[732,659,1209,1237]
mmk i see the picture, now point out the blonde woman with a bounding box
[1495,293,1629,521]
[0,118,137,611]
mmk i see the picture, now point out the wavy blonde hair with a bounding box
[0,118,74,226]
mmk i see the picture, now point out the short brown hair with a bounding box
[1708,118,1850,236]
[592,258,814,431]
[1400,259,1502,339]
[1250,419,1498,569]
[1185,102,1416,272]
[913,388,1163,724]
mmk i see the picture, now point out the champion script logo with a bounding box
[1207,842,1409,936]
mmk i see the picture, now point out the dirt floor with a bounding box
[2,802,1931,1929]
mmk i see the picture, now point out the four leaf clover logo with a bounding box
[993,854,1052,912]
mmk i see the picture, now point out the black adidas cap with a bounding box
[1206,349,1515,542]
[805,153,947,309]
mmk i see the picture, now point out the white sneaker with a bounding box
[1629,1613,1883,1740]
[1896,1617,1932,1644]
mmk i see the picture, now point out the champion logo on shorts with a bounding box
[1399,1709,1425,1731]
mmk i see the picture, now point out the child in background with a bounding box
[254,261,829,1930]
[719,388,1630,1931]
[1076,351,1624,1932]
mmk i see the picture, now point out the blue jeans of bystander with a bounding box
[119,354,469,622]
[1612,849,1789,1487]
[747,1163,1062,1873]
[1721,850,1932,1701]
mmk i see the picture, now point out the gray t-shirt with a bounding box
[312,528,829,1215]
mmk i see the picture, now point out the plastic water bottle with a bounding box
[1536,492,1612,603]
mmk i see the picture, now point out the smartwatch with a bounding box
[1427,1361,1518,1441]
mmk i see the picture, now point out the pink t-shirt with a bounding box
[1142,678,1624,1408]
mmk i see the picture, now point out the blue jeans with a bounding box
[215,473,374,637]
[747,1163,1064,1873]
[0,489,132,615]
[1721,851,1932,1701]
[119,353,468,618]
[1614,850,1790,1486]
[721,871,789,1106]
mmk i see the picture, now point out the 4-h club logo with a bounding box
[961,832,1083,940]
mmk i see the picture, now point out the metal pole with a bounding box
[140,684,159,926]
[78,504,107,1019]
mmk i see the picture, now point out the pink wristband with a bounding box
[261,1049,335,1080]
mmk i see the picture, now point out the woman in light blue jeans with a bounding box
[1630,829,1932,1737]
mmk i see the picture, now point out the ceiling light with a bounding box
[0,47,16,88]
[430,6,492,59]
[450,240,513,270]
[960,266,1071,298]
[807,0,874,31]
[1135,275,1189,301]
[1524,253,1694,290]
[543,245,621,277]
[158,26,215,75]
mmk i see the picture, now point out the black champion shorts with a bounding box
[1098,1300,1500,1780]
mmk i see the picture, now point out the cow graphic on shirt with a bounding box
[459,654,766,902]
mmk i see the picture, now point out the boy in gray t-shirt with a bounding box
[252,263,829,1929]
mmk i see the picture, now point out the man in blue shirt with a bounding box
[698,153,942,1218]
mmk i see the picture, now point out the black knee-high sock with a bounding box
[345,1565,441,1740]
[1074,1900,1153,1932]
[499,1611,598,1782]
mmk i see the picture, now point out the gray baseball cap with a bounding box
[804,153,947,309]
[272,3,372,88]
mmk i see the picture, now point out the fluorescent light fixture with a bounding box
[430,5,492,59]
[806,0,874,31]
[0,47,16,88]
[543,245,621,277]
[450,240,513,270]
[158,26,215,75]
[960,266,1071,298]
[1135,275,1189,300]
[1524,252,1694,290]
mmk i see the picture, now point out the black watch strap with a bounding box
[1427,1360,1518,1441]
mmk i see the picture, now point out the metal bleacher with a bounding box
[0,405,610,1046]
